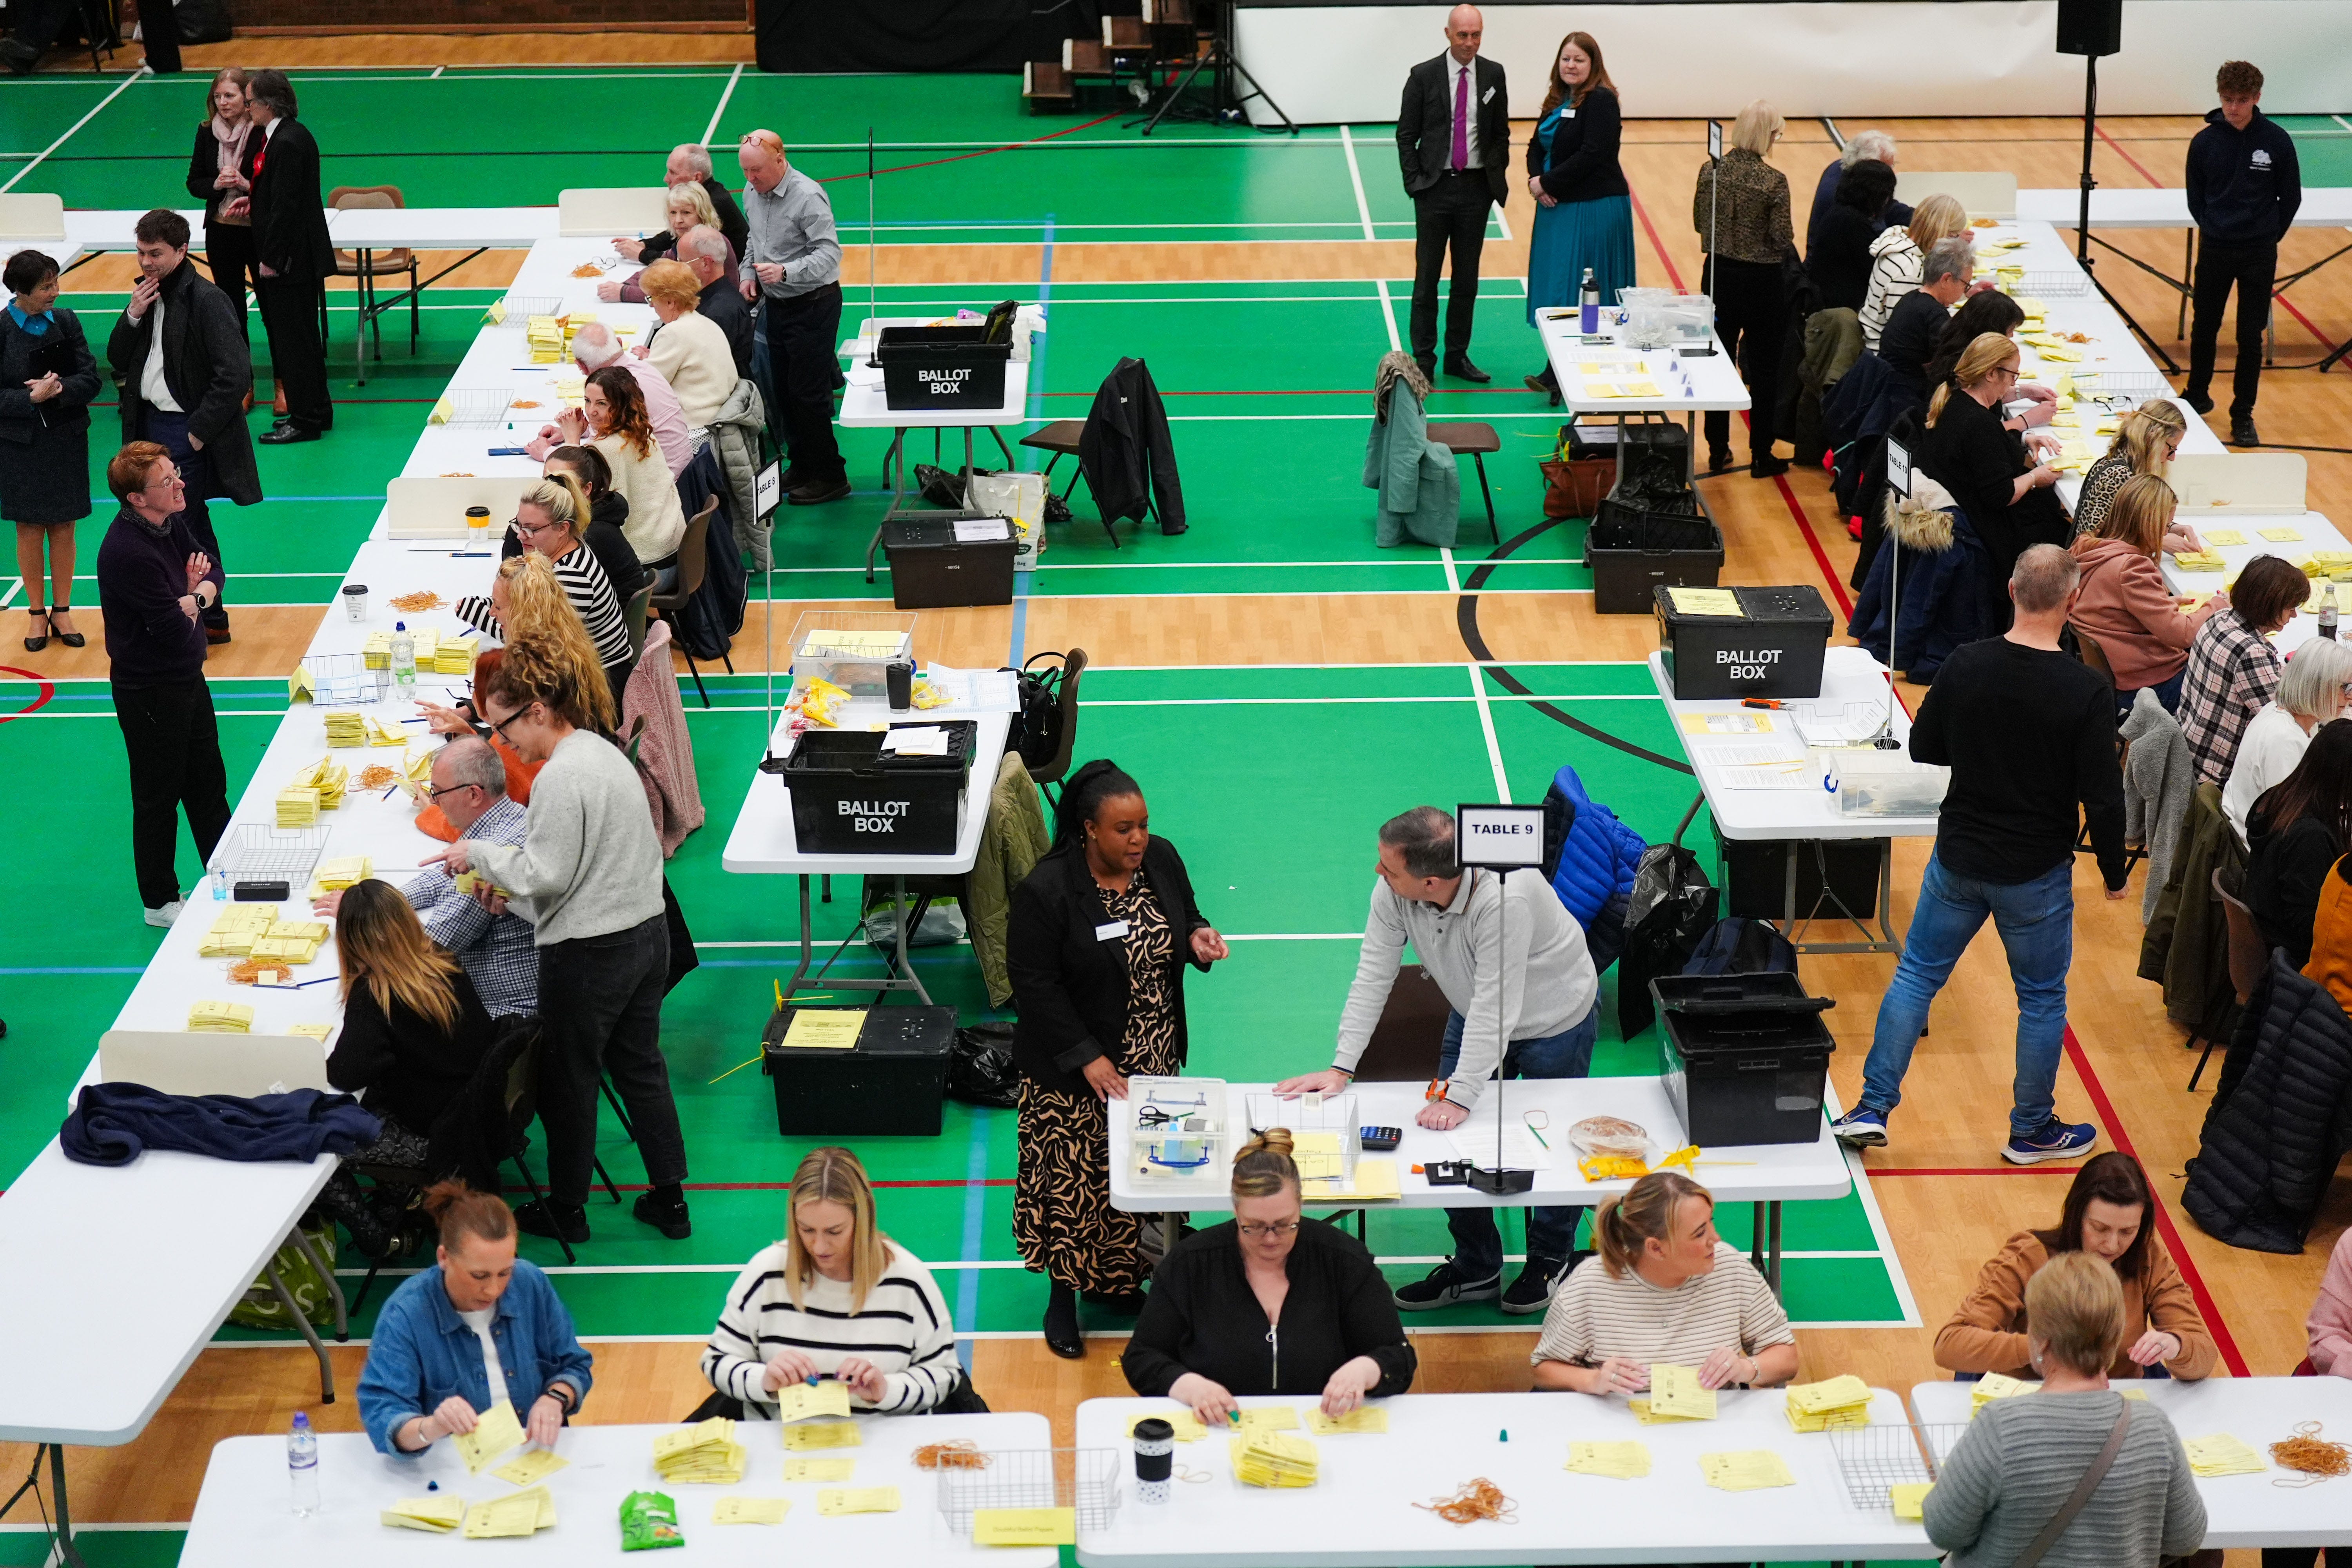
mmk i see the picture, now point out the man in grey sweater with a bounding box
[1278,806,1597,1316]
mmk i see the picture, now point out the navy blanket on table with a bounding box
[62,1083,381,1167]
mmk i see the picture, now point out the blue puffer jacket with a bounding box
[1544,764,1646,973]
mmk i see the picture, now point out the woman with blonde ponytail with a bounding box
[1918,332,2071,618]
[1122,1127,1416,1426]
[2071,400,2198,551]
[458,483,633,712]
[1532,1171,1796,1396]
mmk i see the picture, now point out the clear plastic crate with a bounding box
[789,610,916,697]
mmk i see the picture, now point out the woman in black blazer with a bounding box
[184,68,255,344]
[1008,759,1228,1359]
[1,249,101,652]
[1808,158,1896,312]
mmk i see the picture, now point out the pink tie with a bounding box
[1451,66,1469,171]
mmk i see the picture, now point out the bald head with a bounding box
[738,129,786,194]
[1445,4,1483,63]
[570,321,622,371]
[679,224,730,284]
[667,143,713,183]
[2009,543,2080,615]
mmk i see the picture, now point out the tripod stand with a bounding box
[2070,50,2180,372]
[1131,0,1296,137]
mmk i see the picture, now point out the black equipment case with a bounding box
[883,519,1015,609]
[780,721,978,855]
[762,1005,957,1136]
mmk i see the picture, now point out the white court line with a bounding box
[701,62,744,147]
[2,65,146,194]
[1081,694,1651,707]
[2335,114,2352,136]
[1340,125,1376,241]
[429,66,444,79]
[1373,277,1402,352]
[1470,662,1511,800]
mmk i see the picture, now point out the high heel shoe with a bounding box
[1043,1283,1085,1359]
[48,607,83,648]
[21,610,47,652]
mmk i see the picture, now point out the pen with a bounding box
[1741,699,1784,710]
[1524,1122,1550,1150]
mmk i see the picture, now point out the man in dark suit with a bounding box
[615,144,752,269]
[1396,4,1508,383]
[243,69,335,444]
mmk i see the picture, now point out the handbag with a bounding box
[2011,1403,2133,1568]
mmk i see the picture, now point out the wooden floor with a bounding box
[8,43,2351,1568]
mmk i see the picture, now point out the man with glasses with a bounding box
[96,441,229,927]
[317,737,535,1018]
[737,129,849,506]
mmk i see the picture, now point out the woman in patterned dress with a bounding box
[1007,760,1229,1359]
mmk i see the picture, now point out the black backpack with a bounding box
[1004,650,1070,772]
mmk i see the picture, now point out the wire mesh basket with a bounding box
[935,1448,1121,1539]
[437,389,514,429]
[497,293,561,324]
[1827,1421,1967,1511]
[295,653,389,706]
[2083,371,2171,405]
[2018,269,2090,298]
[217,825,332,885]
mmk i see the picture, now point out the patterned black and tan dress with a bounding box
[1013,868,1181,1294]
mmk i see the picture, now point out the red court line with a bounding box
[815,112,1121,186]
[1626,187,1686,292]
[1864,1167,2083,1177]
[1767,467,1857,620]
[2095,124,2166,189]
[0,667,56,726]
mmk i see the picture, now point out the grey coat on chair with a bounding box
[1364,375,1459,549]
[706,375,770,571]
[2122,686,2193,925]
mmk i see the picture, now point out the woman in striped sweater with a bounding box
[458,485,633,712]
[700,1147,967,1417]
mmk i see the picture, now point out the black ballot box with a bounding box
[763,1005,957,1137]
[1655,584,1833,700]
[1649,973,1837,1146]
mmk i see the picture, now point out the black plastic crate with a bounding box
[1588,497,1723,614]
[875,325,1011,411]
[762,1005,956,1136]
[1650,972,1836,1147]
[780,721,978,855]
[884,519,1015,608]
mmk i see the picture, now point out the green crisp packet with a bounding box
[620,1490,684,1552]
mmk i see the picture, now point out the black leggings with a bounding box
[1700,254,1785,459]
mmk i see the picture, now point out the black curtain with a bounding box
[756,0,1106,73]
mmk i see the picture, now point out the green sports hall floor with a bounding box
[5,69,2347,1564]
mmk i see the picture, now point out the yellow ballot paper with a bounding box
[1128,1411,1206,1443]
[1647,1364,1718,1421]
[785,1457,857,1481]
[1230,1431,1319,1488]
[288,666,316,703]
[974,1508,1078,1547]
[2182,1433,2267,1477]
[2261,527,2306,542]
[1583,379,1664,399]
[1890,1483,1933,1520]
[1236,1406,1300,1435]
[2203,530,2247,546]
[462,1485,556,1538]
[1785,1374,1873,1432]
[1628,1398,1706,1425]
[493,1448,569,1486]
[1290,1130,1344,1181]
[1566,1441,1652,1479]
[1336,1159,1400,1200]
[1700,1450,1796,1492]
[428,395,456,426]
[712,1497,792,1526]
[817,1488,901,1516]
[1969,1372,2037,1417]
[1667,587,1746,617]
[452,1400,526,1474]
[653,1417,746,1483]
[783,1420,862,1451]
[381,1495,465,1533]
[771,1379,853,1423]
[1678,711,1773,735]
[1305,1406,1388,1436]
[783,1009,867,1050]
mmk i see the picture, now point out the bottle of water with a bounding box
[210,861,229,901]
[390,620,416,695]
[2324,584,2339,641]
[287,1410,320,1516]
[1579,267,1601,333]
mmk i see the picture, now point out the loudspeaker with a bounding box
[2056,0,2122,57]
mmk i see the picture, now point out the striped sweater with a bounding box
[700,1240,962,1416]
[457,542,632,671]
[1924,1391,2207,1568]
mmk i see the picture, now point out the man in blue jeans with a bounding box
[1278,806,1600,1314]
[1833,544,2130,1164]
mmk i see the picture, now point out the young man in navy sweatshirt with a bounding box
[2183,59,2301,448]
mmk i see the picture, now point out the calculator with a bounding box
[1360,1126,1401,1151]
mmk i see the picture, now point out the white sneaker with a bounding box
[143,900,184,928]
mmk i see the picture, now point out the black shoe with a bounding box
[1749,455,1790,479]
[1160,521,1188,536]
[1500,1255,1572,1316]
[3,43,37,75]
[2230,416,2260,447]
[1413,356,1436,381]
[775,468,801,494]
[205,626,232,645]
[788,476,852,505]
[1043,1286,1084,1359]
[2181,387,2214,416]
[21,612,45,653]
[514,1199,589,1244]
[1443,354,1491,383]
[1393,1258,1501,1311]
[1707,446,1737,475]
[632,1185,692,1239]
[258,423,321,445]
[50,610,83,648]
[1082,1289,1148,1316]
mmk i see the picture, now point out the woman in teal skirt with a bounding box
[1524,31,1635,401]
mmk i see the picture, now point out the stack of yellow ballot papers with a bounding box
[433,634,479,676]
[1230,1430,1319,1488]
[1700,1450,1796,1492]
[276,787,319,828]
[463,1485,556,1539]
[2182,1433,2267,1477]
[1786,1374,1873,1432]
[1646,1363,1718,1421]
[363,631,391,670]
[526,315,566,362]
[771,1380,852,1423]
[782,1420,861,1451]
[314,856,374,892]
[654,1417,747,1483]
[1566,1441,1651,1479]
[363,714,407,748]
[198,905,278,957]
[381,1495,465,1533]
[323,710,367,747]
[1628,1399,1708,1425]
[1970,1372,2037,1416]
[2171,551,2227,573]
[252,920,329,965]
[188,1000,253,1033]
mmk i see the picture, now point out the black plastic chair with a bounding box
[649,497,727,708]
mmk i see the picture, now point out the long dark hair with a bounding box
[1538,31,1615,117]
[2031,1151,2154,1282]
[585,366,654,462]
[2252,717,2352,847]
[1835,158,1897,219]
[1926,290,2025,392]
[1053,759,1143,849]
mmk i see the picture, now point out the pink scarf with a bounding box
[211,115,251,182]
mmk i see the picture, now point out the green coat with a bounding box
[2140,781,2243,1044]
[967,749,1052,1008]
[1363,380,1459,548]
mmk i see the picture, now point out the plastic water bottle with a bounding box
[288,1411,320,1516]
[390,620,416,695]
[2324,584,2340,641]
[1579,267,1601,334]
[210,861,229,901]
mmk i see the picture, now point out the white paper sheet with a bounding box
[881,726,949,756]
[1685,740,1807,767]
[1447,1102,1555,1170]
[1719,764,1824,791]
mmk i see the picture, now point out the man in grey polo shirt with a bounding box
[737,128,848,506]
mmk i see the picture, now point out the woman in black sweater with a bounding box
[2246,721,2352,968]
[320,879,497,1256]
[184,69,256,343]
[1916,332,2068,630]
[1808,158,1896,312]
[1124,1129,1415,1421]
[1008,760,1228,1359]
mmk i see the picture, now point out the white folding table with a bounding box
[1910,1376,2352,1552]
[1539,307,1751,523]
[1076,1390,1933,1566]
[180,1412,1058,1568]
[324,205,564,385]
[1107,1077,1851,1294]
[2156,506,2350,658]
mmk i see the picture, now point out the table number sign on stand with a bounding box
[1446,804,1550,1196]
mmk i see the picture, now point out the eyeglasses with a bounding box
[428,782,481,801]
[484,703,535,742]
[1237,1220,1301,1240]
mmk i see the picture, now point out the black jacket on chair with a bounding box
[1077,357,1185,534]
[104,258,261,506]
[1007,836,1212,1096]
[1396,53,1510,204]
[2183,951,2352,1253]
[245,118,334,283]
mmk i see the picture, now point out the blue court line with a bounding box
[954,1108,995,1368]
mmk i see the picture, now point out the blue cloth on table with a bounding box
[61,1083,381,1167]
[1847,503,1988,684]
[1542,763,1646,973]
